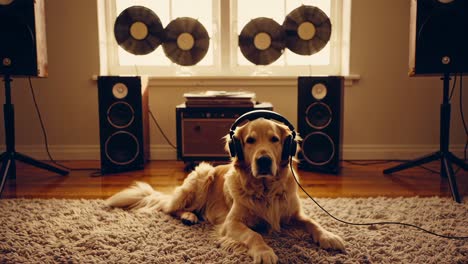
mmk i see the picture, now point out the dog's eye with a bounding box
[246,137,256,144]
[271,136,280,143]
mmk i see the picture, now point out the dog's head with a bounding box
[225,117,298,178]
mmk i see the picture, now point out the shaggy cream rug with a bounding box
[0,197,467,263]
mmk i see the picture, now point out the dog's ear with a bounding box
[223,134,234,156]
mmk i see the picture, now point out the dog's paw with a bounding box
[180,212,199,225]
[315,230,345,251]
[251,246,278,264]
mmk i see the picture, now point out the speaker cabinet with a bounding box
[97,76,150,174]
[409,0,468,75]
[0,0,47,77]
[297,76,344,174]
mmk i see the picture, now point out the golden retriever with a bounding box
[106,117,345,263]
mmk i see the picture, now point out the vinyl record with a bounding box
[162,17,210,66]
[238,17,286,65]
[114,6,164,55]
[283,5,331,55]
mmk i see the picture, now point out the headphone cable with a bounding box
[289,159,468,240]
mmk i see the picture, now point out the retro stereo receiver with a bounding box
[176,102,273,163]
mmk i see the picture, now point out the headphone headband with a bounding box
[228,110,297,161]
[229,110,296,138]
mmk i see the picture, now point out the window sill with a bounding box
[92,74,360,88]
[147,75,360,88]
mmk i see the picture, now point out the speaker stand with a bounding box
[383,73,467,203]
[0,75,69,197]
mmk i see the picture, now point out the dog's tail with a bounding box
[105,181,170,212]
[105,162,216,214]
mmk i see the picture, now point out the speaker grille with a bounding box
[409,0,468,75]
[0,0,47,77]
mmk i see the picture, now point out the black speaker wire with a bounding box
[449,73,457,100]
[134,64,139,76]
[289,159,468,240]
[343,160,441,174]
[28,78,100,172]
[459,74,467,162]
[148,108,177,149]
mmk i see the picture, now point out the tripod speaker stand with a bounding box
[0,76,69,196]
[385,0,468,203]
[383,73,467,203]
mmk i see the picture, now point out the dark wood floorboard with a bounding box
[1,160,467,200]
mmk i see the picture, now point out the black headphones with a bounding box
[228,110,297,162]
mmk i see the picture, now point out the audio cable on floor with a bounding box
[289,159,468,240]
[343,159,443,175]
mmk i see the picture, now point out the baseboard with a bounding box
[341,144,466,160]
[2,144,466,161]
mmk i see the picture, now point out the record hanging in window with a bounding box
[114,6,164,55]
[283,5,332,56]
[162,17,210,66]
[238,17,286,65]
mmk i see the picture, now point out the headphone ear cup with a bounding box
[233,136,244,161]
[228,138,236,157]
[290,138,297,157]
[281,135,292,161]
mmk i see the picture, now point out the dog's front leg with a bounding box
[222,219,278,264]
[293,212,345,251]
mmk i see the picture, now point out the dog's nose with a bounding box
[256,155,272,174]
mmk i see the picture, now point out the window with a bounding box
[98,0,351,76]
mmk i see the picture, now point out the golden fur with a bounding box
[106,118,345,263]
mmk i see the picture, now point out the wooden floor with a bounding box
[1,160,467,200]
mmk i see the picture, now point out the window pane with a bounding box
[115,0,213,66]
[284,0,331,65]
[286,0,331,16]
[237,0,284,30]
[236,0,284,66]
[172,0,213,66]
[236,0,331,66]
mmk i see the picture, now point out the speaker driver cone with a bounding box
[107,102,135,129]
[238,17,286,65]
[302,132,335,165]
[305,102,332,129]
[162,17,210,66]
[283,5,331,55]
[105,131,140,165]
[114,5,164,55]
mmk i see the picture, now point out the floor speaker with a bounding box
[297,76,344,174]
[409,0,468,75]
[0,0,47,77]
[97,76,150,174]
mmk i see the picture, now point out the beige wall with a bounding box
[0,0,466,160]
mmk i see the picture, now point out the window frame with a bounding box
[228,0,343,76]
[98,0,350,77]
